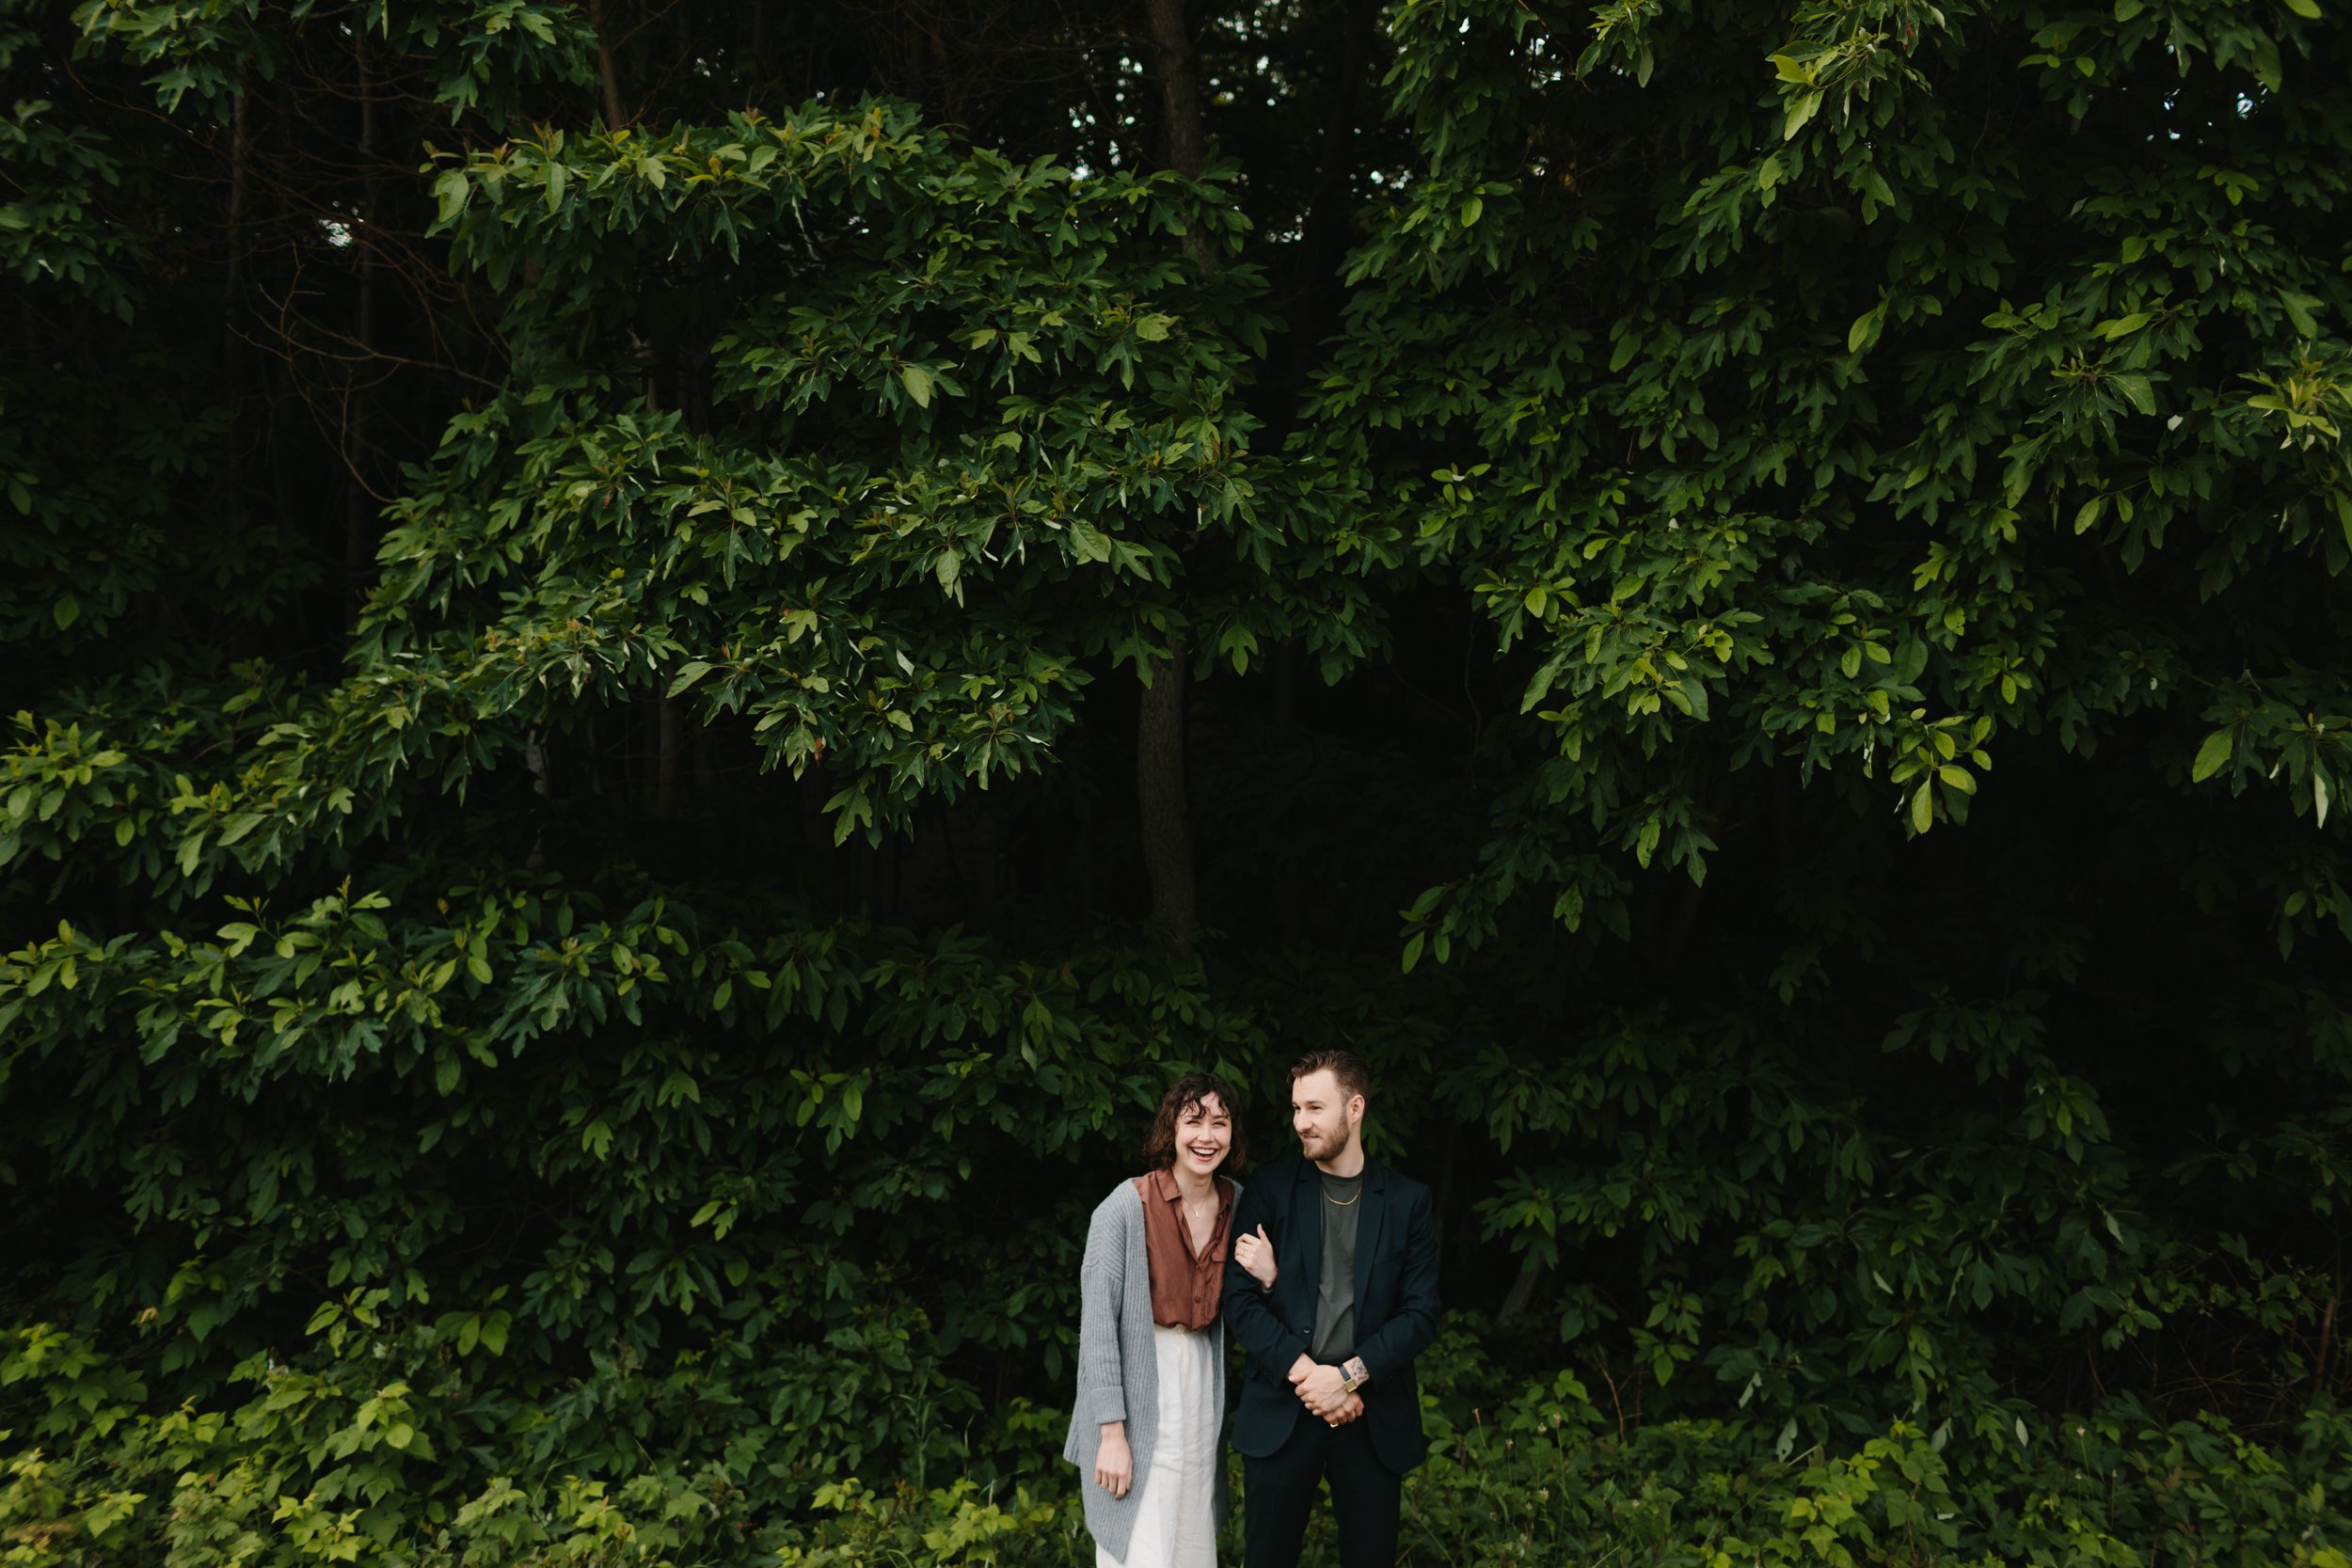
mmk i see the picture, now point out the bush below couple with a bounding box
[1065,1052,1441,1568]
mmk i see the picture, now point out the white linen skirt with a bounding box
[1098,1323,1218,1568]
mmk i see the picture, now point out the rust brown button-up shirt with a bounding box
[1134,1168,1233,1330]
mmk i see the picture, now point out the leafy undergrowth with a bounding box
[8,1323,2345,1568]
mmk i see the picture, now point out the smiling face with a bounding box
[1172,1091,1234,1179]
[1290,1069,1362,1165]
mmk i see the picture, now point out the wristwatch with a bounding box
[1340,1356,1369,1395]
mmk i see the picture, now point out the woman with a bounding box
[1065,1071,1278,1568]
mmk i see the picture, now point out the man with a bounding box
[1222,1049,1440,1568]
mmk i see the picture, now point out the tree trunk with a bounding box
[344,31,379,627]
[211,83,250,649]
[1137,640,1196,951]
[590,0,628,128]
[1137,0,1205,954]
[1497,1254,1546,1324]
[224,88,248,317]
[1143,0,1204,178]
[656,691,681,821]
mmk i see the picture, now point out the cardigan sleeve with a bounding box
[1073,1186,1133,1430]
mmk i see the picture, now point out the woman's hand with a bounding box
[1234,1223,1277,1289]
[1095,1422,1134,1499]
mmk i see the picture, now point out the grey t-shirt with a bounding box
[1311,1170,1362,1363]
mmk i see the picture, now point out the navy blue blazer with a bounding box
[1220,1153,1440,1473]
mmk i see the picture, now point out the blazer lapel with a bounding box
[1352,1157,1389,1314]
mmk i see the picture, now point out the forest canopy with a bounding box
[4,0,2351,1562]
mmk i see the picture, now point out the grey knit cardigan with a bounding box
[1062,1178,1237,1562]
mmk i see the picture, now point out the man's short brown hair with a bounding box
[1287,1048,1370,1106]
[1140,1071,1248,1172]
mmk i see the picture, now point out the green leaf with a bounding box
[2113,374,2155,416]
[1459,196,1484,228]
[1784,91,1823,140]
[899,364,934,407]
[1910,783,1934,833]
[2280,0,2321,18]
[52,594,79,630]
[432,168,472,225]
[2190,728,2234,782]
[668,661,716,695]
[2279,291,2322,337]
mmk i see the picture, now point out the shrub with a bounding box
[10,1321,2347,1568]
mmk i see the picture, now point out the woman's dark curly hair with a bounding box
[1139,1071,1248,1174]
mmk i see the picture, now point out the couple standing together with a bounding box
[1064,1050,1441,1568]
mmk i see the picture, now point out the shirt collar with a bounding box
[1147,1167,1230,1208]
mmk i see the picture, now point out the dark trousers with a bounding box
[1241,1415,1403,1568]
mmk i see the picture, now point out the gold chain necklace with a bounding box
[1320,1180,1361,1207]
[1181,1184,1222,1231]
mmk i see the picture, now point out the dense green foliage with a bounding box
[6,0,2351,1561]
[12,1319,2352,1565]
